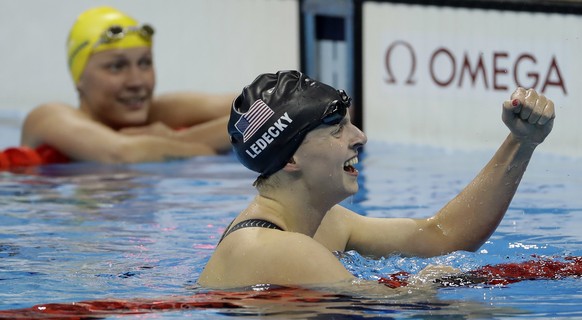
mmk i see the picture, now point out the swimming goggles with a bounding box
[320,89,351,125]
[93,24,155,49]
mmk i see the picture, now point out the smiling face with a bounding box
[292,112,368,200]
[76,46,155,129]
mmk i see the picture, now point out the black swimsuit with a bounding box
[218,219,283,244]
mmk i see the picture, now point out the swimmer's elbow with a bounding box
[83,137,142,164]
[102,140,160,164]
[432,219,492,253]
[91,143,134,164]
[414,219,483,257]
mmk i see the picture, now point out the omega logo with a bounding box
[384,40,567,95]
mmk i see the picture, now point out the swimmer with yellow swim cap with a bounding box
[67,6,155,85]
[20,6,234,164]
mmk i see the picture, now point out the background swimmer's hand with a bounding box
[502,87,555,145]
[119,122,176,138]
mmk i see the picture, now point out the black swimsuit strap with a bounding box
[218,219,283,245]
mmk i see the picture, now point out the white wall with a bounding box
[0,0,300,113]
[363,2,581,158]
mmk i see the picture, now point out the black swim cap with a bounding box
[228,70,351,177]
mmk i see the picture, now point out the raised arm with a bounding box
[21,103,215,163]
[426,87,555,254]
[318,88,555,258]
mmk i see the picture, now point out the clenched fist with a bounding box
[502,87,555,145]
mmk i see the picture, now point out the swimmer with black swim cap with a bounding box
[228,70,357,183]
[200,70,556,290]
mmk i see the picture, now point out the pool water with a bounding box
[1,141,581,319]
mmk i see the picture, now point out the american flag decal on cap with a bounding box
[235,99,275,142]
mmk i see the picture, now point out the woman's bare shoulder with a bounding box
[21,102,83,146]
[25,102,79,121]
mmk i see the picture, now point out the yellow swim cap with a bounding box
[67,6,154,84]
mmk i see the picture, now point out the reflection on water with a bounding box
[0,144,581,319]
[0,284,527,319]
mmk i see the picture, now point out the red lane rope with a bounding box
[1,256,580,318]
[379,255,582,288]
[467,255,582,285]
[0,287,332,319]
[0,145,69,170]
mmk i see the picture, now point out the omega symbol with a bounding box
[384,40,417,85]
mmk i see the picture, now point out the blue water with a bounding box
[1,140,581,319]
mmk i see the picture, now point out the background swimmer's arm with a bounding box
[120,116,231,153]
[21,103,215,163]
[320,88,555,258]
[170,115,231,153]
[148,91,234,126]
[136,92,235,152]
